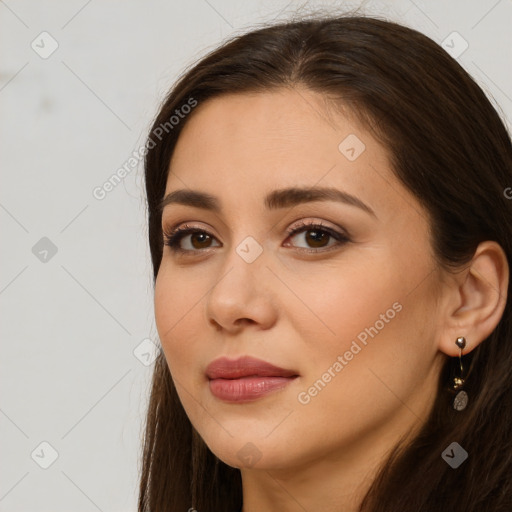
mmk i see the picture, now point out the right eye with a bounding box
[163,224,221,254]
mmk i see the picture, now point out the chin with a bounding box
[197,426,297,470]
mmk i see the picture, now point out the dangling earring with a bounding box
[451,336,468,411]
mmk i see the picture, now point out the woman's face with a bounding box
[154,88,447,473]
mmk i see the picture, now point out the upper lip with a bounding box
[205,355,299,380]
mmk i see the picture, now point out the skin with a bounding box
[154,87,508,512]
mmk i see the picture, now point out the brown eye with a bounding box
[303,229,331,248]
[163,226,221,253]
[189,232,213,249]
[162,221,349,256]
[285,222,349,252]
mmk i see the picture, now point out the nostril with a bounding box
[234,318,255,326]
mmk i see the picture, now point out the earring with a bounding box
[451,336,468,411]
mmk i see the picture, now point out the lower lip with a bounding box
[208,376,298,402]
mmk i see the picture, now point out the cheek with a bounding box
[286,259,397,353]
[293,264,436,412]
[287,257,433,396]
[154,266,204,373]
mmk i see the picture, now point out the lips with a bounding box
[205,355,298,380]
[205,356,299,402]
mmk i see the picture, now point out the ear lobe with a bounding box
[438,240,509,358]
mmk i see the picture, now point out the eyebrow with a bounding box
[158,186,376,217]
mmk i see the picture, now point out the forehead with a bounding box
[164,89,409,222]
[172,88,368,156]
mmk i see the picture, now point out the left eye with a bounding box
[162,222,349,254]
[284,222,349,251]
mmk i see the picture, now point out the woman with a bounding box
[139,14,512,512]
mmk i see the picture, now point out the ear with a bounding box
[438,240,509,357]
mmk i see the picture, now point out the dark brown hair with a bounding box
[139,14,512,512]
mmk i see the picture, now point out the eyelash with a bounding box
[162,220,350,256]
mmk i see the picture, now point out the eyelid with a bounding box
[162,219,350,255]
[285,218,349,238]
[162,217,347,238]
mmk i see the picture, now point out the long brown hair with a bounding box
[139,14,512,512]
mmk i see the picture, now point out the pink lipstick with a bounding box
[205,355,299,402]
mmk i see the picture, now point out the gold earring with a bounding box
[451,336,468,411]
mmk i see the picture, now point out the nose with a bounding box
[205,244,278,334]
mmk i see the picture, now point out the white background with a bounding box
[1,0,511,510]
